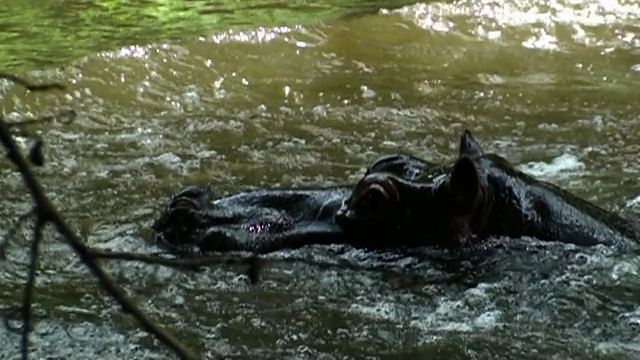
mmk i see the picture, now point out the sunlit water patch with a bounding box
[1,0,640,358]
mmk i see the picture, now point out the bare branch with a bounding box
[89,248,254,268]
[0,74,200,360]
[21,215,44,360]
[90,249,265,284]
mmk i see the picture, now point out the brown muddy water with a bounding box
[1,0,640,359]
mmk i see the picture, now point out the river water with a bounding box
[1,0,640,359]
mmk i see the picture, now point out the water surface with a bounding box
[1,0,640,358]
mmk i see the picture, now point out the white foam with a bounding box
[595,341,640,354]
[385,0,640,52]
[389,0,640,30]
[517,153,585,178]
[348,301,398,321]
[624,194,640,208]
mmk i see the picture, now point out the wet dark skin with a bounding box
[338,130,640,251]
[154,130,640,254]
[437,130,640,251]
[152,185,350,253]
[152,153,446,253]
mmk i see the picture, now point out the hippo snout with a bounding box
[152,186,216,250]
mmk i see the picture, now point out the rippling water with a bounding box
[1,0,640,359]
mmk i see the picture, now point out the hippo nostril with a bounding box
[361,185,389,210]
[379,177,400,203]
[366,184,389,199]
[360,178,399,208]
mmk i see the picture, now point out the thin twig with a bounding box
[21,215,44,360]
[0,74,200,360]
[89,248,456,283]
[89,249,256,269]
[91,249,267,284]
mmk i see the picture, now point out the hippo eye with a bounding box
[169,197,199,212]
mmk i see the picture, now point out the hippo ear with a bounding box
[448,156,481,215]
[459,130,483,159]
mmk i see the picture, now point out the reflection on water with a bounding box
[0,0,419,72]
[1,0,640,358]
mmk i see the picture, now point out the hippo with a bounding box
[337,130,640,251]
[151,152,446,254]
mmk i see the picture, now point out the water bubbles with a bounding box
[182,85,201,109]
[360,85,376,99]
[137,80,150,95]
[487,30,502,40]
[601,47,616,55]
[348,301,397,321]
[624,195,640,208]
[312,105,327,117]
[473,310,503,329]
[390,92,403,101]
[155,152,182,166]
[476,25,502,40]
[592,115,604,130]
[279,106,293,115]
[195,150,218,159]
[610,261,639,281]
[572,23,588,42]
[213,76,227,99]
[173,294,185,306]
[522,29,559,51]
[388,0,640,52]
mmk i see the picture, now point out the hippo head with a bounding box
[335,129,494,249]
[334,151,444,239]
